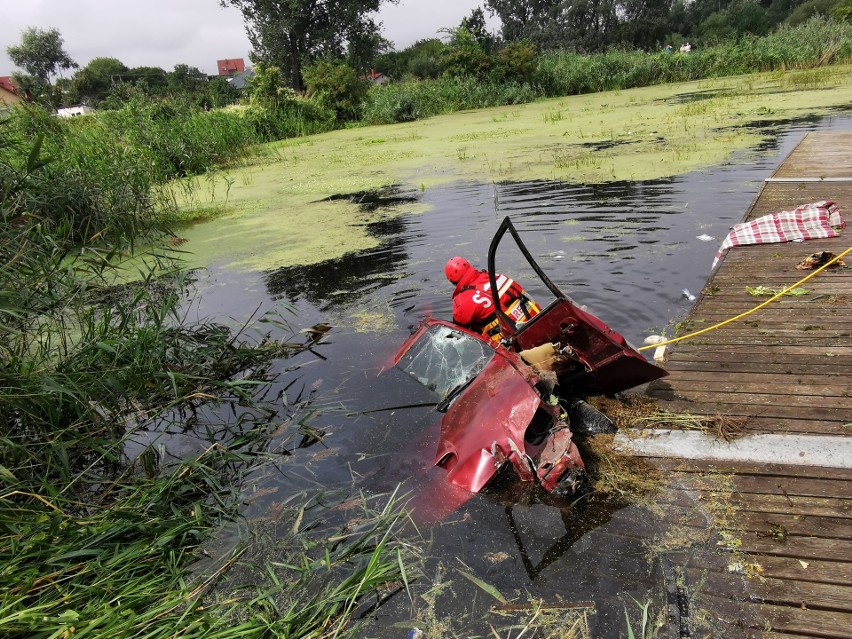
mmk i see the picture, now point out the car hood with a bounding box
[435,354,542,492]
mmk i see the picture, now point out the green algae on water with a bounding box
[173,66,852,272]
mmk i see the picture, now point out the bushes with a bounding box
[238,101,336,140]
[493,40,539,84]
[303,60,370,121]
[3,107,159,244]
[3,91,337,240]
[361,76,536,124]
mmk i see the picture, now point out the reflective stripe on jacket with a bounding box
[452,270,540,342]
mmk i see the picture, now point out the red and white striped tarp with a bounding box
[712,201,845,270]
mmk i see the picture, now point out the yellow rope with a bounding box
[637,245,852,352]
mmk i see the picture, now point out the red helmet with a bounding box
[445,256,472,284]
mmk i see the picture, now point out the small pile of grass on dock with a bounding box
[588,395,748,441]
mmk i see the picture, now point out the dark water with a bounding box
[189,114,852,637]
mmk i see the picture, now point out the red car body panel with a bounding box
[391,216,667,494]
[510,298,667,395]
[394,319,584,494]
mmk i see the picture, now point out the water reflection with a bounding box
[191,113,852,638]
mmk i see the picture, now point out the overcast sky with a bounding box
[1,0,499,77]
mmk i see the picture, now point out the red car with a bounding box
[392,217,667,495]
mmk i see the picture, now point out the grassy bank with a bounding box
[1,105,413,638]
[362,17,852,124]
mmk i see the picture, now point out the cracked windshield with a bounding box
[398,325,495,398]
[3,2,852,638]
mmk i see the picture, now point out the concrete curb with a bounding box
[613,429,852,469]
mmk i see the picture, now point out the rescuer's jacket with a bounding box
[451,268,540,343]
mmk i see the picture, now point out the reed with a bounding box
[1,104,413,639]
[364,17,851,125]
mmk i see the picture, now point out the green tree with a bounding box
[492,40,538,82]
[6,26,77,105]
[484,0,561,43]
[247,62,297,105]
[346,24,392,74]
[168,64,208,92]
[303,59,368,119]
[6,26,77,84]
[785,0,839,24]
[462,7,498,53]
[698,0,769,38]
[73,57,129,105]
[616,0,676,49]
[441,26,492,77]
[203,76,241,108]
[832,0,852,20]
[222,0,399,91]
[375,38,447,79]
[128,66,169,91]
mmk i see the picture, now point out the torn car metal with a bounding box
[392,216,668,495]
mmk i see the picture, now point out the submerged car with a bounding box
[392,217,668,495]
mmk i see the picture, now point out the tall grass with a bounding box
[1,97,414,638]
[362,75,537,125]
[365,17,852,124]
[539,16,852,96]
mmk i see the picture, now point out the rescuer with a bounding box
[444,256,541,343]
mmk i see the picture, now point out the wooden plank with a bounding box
[648,377,851,397]
[649,388,852,410]
[638,400,852,429]
[683,474,852,500]
[752,603,852,638]
[652,458,852,481]
[661,360,851,375]
[688,570,852,613]
[691,595,852,639]
[735,511,852,541]
[651,500,851,541]
[652,486,852,518]
[727,494,852,519]
[665,470,852,499]
[748,556,852,586]
[662,345,852,356]
[675,337,852,348]
[675,328,852,339]
[661,350,852,366]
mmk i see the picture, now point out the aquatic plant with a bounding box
[0,108,414,639]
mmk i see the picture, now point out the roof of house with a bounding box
[227,68,255,90]
[217,58,246,76]
[0,84,22,107]
[0,76,19,94]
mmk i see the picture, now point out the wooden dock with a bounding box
[643,132,852,638]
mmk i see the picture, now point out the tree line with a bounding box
[5,0,851,113]
[223,0,851,87]
[5,27,240,109]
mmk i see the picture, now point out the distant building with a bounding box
[217,58,246,77]
[365,69,390,85]
[0,76,18,93]
[0,76,23,108]
[227,68,255,90]
[57,105,95,118]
